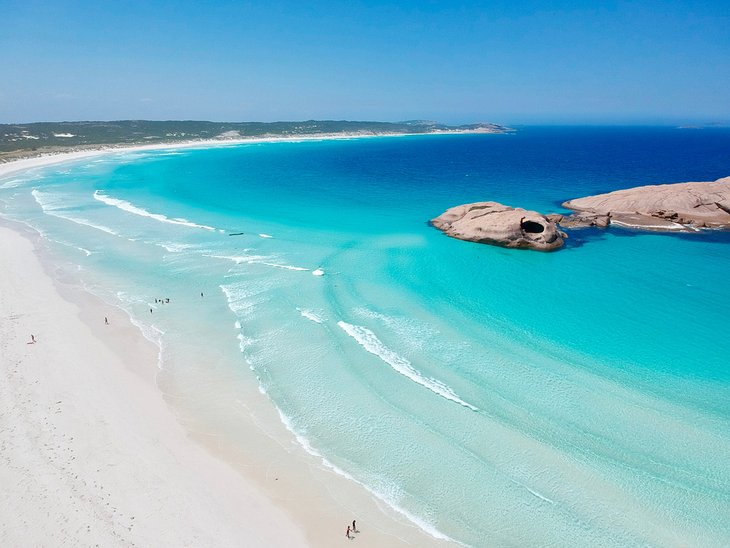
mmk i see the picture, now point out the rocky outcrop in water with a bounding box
[430,202,566,251]
[562,176,730,231]
[547,212,611,229]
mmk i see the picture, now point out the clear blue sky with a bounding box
[1,0,728,124]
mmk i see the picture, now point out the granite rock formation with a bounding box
[563,176,730,231]
[431,202,566,251]
[547,212,611,229]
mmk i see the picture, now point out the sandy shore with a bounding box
[0,149,448,546]
[0,223,309,546]
[0,129,498,178]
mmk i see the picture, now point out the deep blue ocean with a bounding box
[2,127,729,546]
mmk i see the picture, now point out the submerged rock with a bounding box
[430,202,566,251]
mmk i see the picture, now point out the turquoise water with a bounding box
[2,128,730,546]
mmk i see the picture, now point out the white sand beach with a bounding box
[0,149,446,547]
[0,223,309,546]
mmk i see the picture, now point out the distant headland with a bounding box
[0,119,512,163]
[432,176,730,251]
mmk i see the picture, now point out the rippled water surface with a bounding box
[2,127,730,546]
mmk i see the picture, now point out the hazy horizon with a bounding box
[2,118,728,128]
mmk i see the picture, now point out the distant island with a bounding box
[0,119,512,162]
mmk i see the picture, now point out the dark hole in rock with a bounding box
[521,220,545,233]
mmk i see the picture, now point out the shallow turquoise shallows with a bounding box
[2,127,730,546]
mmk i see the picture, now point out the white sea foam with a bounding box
[220,281,271,301]
[209,252,274,265]
[32,189,119,235]
[31,188,69,211]
[312,268,325,276]
[337,321,478,411]
[50,238,94,256]
[611,219,689,231]
[356,308,439,351]
[236,333,255,353]
[234,320,241,330]
[261,261,308,271]
[93,190,216,231]
[258,233,273,238]
[524,486,555,504]
[219,282,271,319]
[156,241,198,253]
[0,178,25,189]
[209,252,309,272]
[273,405,458,543]
[297,308,325,324]
[53,214,118,236]
[109,290,166,370]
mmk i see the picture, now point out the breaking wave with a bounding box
[297,308,325,324]
[208,252,309,272]
[32,189,119,235]
[337,321,478,411]
[93,190,216,231]
[272,405,458,543]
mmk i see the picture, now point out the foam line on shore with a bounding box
[0,223,308,546]
[337,321,478,411]
[273,405,459,544]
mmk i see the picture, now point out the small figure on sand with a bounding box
[30,334,36,344]
[346,525,352,539]
[352,520,357,533]
[150,308,153,314]
[155,298,158,303]
[165,298,170,304]
[104,317,109,325]
[200,292,204,297]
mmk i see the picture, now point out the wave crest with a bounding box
[93,190,216,231]
[32,189,119,235]
[337,321,478,411]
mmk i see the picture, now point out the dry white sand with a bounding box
[0,134,395,179]
[0,224,308,546]
[0,145,450,547]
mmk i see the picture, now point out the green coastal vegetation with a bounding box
[0,119,511,162]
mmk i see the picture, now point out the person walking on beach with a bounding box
[346,525,352,539]
[30,334,35,343]
[352,520,357,533]
[104,316,109,325]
